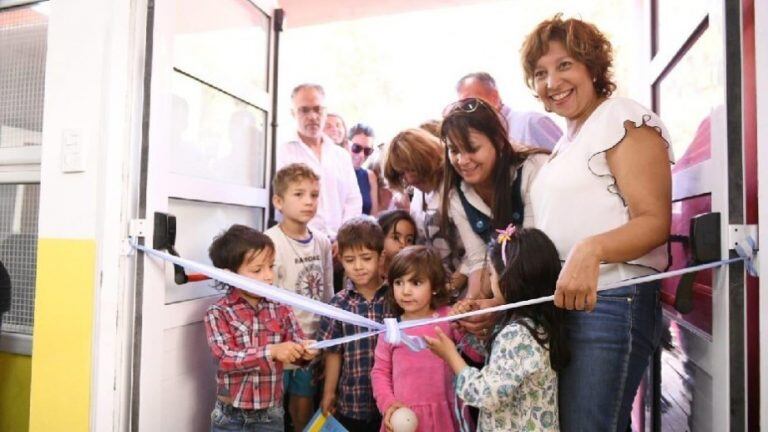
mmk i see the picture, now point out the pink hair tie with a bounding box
[495,224,517,266]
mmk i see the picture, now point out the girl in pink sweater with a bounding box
[371,245,479,432]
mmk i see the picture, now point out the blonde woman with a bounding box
[383,128,467,294]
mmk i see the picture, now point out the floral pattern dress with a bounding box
[455,319,559,431]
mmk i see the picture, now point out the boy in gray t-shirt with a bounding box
[265,163,333,431]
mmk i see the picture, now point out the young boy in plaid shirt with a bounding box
[204,224,319,432]
[318,217,394,431]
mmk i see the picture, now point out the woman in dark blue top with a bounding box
[348,123,378,215]
[355,167,373,215]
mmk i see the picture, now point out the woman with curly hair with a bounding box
[521,14,674,431]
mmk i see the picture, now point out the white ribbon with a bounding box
[131,237,757,352]
[132,242,382,331]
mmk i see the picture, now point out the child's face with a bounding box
[393,271,433,317]
[273,179,320,225]
[340,246,380,288]
[383,220,416,258]
[236,247,275,287]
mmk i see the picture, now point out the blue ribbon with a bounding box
[131,237,757,351]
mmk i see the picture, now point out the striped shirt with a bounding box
[317,282,394,420]
[204,290,305,410]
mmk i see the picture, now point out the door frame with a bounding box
[755,0,768,428]
[643,0,745,430]
[130,0,279,430]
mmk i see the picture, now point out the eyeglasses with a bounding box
[441,97,493,117]
[350,143,374,157]
[296,105,326,116]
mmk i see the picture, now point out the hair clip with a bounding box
[495,224,517,265]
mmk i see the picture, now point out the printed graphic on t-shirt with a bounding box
[295,261,324,300]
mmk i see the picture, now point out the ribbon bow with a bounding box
[384,318,428,351]
[496,224,517,265]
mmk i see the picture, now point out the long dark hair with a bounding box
[489,227,569,371]
[439,98,541,233]
[377,209,416,239]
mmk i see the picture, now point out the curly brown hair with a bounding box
[520,14,616,98]
[387,245,450,316]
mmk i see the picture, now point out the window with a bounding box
[0,184,39,334]
[170,0,271,189]
[0,2,47,349]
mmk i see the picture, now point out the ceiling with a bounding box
[277,0,499,28]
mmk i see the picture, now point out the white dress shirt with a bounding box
[500,104,563,151]
[276,133,362,239]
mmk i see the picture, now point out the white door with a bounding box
[135,0,279,430]
[641,0,749,430]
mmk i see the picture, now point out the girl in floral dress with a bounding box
[426,227,569,431]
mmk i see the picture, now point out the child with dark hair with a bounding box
[371,245,480,432]
[426,226,568,431]
[204,224,318,432]
[376,209,416,281]
[317,216,394,432]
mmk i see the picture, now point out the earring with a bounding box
[432,291,437,295]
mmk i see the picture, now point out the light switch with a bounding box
[61,129,86,173]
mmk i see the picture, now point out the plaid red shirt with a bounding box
[317,282,394,420]
[204,290,305,410]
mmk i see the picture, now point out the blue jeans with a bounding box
[283,367,317,397]
[210,399,284,432]
[559,282,662,432]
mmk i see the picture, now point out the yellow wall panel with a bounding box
[0,352,32,432]
[28,239,95,432]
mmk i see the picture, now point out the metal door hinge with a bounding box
[129,218,148,238]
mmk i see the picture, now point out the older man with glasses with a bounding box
[277,83,362,240]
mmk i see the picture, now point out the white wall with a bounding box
[39,0,147,430]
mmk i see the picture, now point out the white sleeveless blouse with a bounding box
[530,97,675,284]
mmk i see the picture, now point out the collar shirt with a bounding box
[276,133,363,239]
[204,291,305,410]
[448,155,547,273]
[500,104,562,151]
[317,283,393,420]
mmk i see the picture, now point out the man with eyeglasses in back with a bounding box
[456,71,562,151]
[277,83,363,241]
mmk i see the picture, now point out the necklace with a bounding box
[278,225,319,268]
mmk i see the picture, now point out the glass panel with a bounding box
[656,27,723,171]
[171,71,267,188]
[173,0,270,98]
[0,4,47,150]
[165,198,264,304]
[654,0,707,56]
[0,184,40,334]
